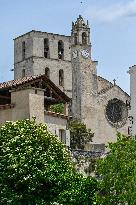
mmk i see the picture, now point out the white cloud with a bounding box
[84,0,136,23]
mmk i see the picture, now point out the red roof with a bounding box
[0,75,43,89]
[0,75,70,102]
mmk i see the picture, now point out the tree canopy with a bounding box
[96,133,136,205]
[69,120,94,150]
[0,119,97,205]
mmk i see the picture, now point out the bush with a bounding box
[50,103,64,114]
[96,133,136,205]
[0,119,97,204]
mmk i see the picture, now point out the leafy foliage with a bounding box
[0,119,97,205]
[50,103,64,114]
[96,133,136,205]
[69,120,94,150]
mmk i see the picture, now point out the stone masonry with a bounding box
[13,15,130,147]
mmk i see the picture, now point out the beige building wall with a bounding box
[0,89,42,125]
[86,86,129,145]
[11,89,31,121]
[29,91,44,123]
[44,113,70,146]
[0,87,70,145]
[11,88,45,123]
[0,109,12,124]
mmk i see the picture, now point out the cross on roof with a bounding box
[113,79,116,86]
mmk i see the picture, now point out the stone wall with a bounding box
[14,32,33,64]
[70,149,105,176]
[33,58,72,98]
[92,86,130,145]
[14,31,72,98]
[14,32,71,70]
[97,76,113,93]
[13,18,130,147]
[32,32,71,61]
[14,58,34,80]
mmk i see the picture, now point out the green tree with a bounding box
[50,103,64,114]
[69,120,94,150]
[0,119,97,205]
[96,133,136,205]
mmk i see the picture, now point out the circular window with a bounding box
[105,98,128,128]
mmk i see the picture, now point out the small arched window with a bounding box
[58,40,64,60]
[82,32,87,45]
[74,33,78,45]
[22,69,25,78]
[22,41,26,60]
[44,38,49,58]
[59,69,64,86]
[45,67,50,78]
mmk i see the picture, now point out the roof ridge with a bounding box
[98,85,114,94]
[98,84,129,97]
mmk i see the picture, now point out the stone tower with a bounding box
[14,30,72,97]
[71,15,98,126]
[71,15,91,55]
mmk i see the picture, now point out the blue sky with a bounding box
[0,0,136,93]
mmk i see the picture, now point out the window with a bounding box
[74,33,78,45]
[105,98,128,128]
[22,69,25,78]
[45,67,50,78]
[59,69,64,86]
[58,40,64,60]
[82,32,87,45]
[22,41,26,60]
[59,129,66,144]
[44,38,49,58]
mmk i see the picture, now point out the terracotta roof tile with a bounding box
[45,110,68,119]
[0,75,41,89]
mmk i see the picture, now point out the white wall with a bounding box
[128,65,136,135]
[44,112,70,146]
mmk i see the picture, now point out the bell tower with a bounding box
[71,15,91,56]
[71,15,98,124]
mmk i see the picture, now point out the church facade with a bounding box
[0,15,130,149]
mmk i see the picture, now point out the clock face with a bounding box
[81,50,89,58]
[72,50,78,59]
[105,98,128,128]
